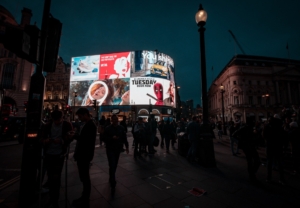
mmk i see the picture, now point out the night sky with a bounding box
[2,0,300,107]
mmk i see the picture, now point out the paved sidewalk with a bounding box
[1,131,300,208]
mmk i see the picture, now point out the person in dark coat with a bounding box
[158,120,165,147]
[103,114,129,197]
[289,122,300,174]
[229,121,239,156]
[99,115,106,146]
[186,116,201,162]
[120,116,128,133]
[263,115,285,185]
[72,108,97,207]
[41,110,73,207]
[133,117,146,158]
[233,121,260,183]
[163,119,174,153]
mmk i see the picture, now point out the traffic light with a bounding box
[43,16,62,72]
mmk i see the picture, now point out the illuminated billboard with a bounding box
[69,50,176,108]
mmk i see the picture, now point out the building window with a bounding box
[1,63,16,89]
[257,96,262,105]
[233,81,237,85]
[234,96,239,105]
[249,96,253,105]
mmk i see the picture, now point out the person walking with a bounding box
[186,116,201,162]
[131,120,138,147]
[147,115,157,155]
[99,116,106,146]
[158,120,165,148]
[103,114,129,197]
[233,121,260,184]
[133,117,146,158]
[289,122,300,174]
[120,116,128,133]
[72,108,97,207]
[41,110,73,208]
[163,119,174,153]
[263,115,286,185]
[229,121,240,156]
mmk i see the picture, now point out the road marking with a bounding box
[0,175,20,190]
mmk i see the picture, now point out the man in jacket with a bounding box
[233,121,260,184]
[263,115,286,185]
[103,114,129,197]
[186,116,201,162]
[72,108,97,207]
[41,110,73,208]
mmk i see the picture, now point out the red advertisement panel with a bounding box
[99,52,131,80]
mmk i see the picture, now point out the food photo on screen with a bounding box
[70,55,100,81]
[99,52,132,80]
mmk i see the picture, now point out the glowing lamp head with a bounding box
[220,85,225,92]
[195,4,207,25]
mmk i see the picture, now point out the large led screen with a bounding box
[69,50,176,108]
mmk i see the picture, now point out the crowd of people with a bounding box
[217,107,300,185]
[38,106,300,207]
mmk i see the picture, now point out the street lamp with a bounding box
[196,4,208,123]
[73,91,77,121]
[195,4,215,167]
[220,85,227,135]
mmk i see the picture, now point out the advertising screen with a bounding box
[69,50,176,108]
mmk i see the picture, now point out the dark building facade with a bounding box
[208,55,300,123]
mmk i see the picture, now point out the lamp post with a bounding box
[195,4,216,167]
[220,85,227,135]
[262,93,270,119]
[73,91,77,121]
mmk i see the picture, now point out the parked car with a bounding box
[0,117,26,143]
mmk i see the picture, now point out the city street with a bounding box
[0,129,300,207]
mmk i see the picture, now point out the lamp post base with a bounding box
[196,123,216,167]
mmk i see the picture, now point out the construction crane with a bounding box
[228,30,246,55]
